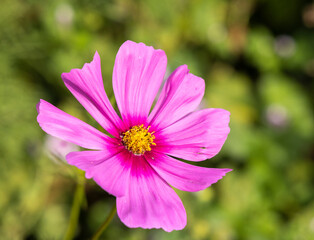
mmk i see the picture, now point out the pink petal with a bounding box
[37,99,112,150]
[146,152,232,192]
[116,156,186,232]
[66,149,131,197]
[155,108,230,161]
[112,41,167,127]
[61,51,123,137]
[148,65,205,130]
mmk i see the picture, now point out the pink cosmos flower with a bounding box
[37,40,231,232]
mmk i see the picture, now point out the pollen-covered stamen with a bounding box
[121,124,156,155]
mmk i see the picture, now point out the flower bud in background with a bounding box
[55,3,74,28]
[45,135,79,163]
[274,35,296,58]
[265,104,288,128]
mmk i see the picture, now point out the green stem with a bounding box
[90,203,117,240]
[63,172,85,240]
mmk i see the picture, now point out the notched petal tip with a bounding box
[180,64,189,71]
[118,40,167,65]
[94,50,100,59]
[213,168,233,184]
[216,168,233,180]
[122,40,163,50]
[215,108,231,121]
[36,100,44,127]
[60,52,102,88]
[61,51,101,78]
[118,40,142,53]
[113,40,167,125]
[36,99,43,114]
[36,99,51,119]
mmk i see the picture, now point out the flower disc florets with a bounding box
[122,124,156,155]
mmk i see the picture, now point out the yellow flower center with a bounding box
[121,124,156,155]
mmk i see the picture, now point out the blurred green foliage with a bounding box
[0,0,313,239]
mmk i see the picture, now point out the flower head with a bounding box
[37,40,232,232]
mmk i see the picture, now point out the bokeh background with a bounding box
[1,0,314,239]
